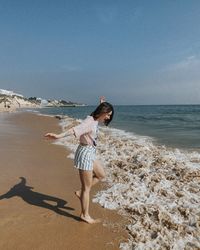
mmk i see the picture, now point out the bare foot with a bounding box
[80,214,101,224]
[75,190,81,199]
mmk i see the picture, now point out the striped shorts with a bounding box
[74,144,96,171]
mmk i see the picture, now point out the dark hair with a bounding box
[91,102,114,126]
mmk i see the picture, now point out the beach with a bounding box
[1,108,200,250]
[0,112,128,250]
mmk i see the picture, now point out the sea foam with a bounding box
[55,115,200,250]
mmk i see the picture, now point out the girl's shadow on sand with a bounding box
[0,177,80,221]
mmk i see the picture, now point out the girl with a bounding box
[45,97,114,224]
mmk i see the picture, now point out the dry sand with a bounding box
[0,112,128,250]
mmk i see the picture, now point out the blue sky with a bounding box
[0,0,200,104]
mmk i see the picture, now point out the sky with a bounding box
[0,0,200,105]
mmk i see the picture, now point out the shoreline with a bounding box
[26,105,200,153]
[0,112,128,250]
[0,103,40,113]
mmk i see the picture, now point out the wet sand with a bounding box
[0,112,128,250]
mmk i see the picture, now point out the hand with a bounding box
[44,133,59,139]
[100,96,106,103]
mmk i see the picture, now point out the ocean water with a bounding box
[27,105,200,249]
[34,105,200,151]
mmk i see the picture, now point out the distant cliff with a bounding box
[0,92,39,111]
[0,89,85,112]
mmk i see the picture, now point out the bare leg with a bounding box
[75,160,105,199]
[78,169,100,224]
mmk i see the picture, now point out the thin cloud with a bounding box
[164,55,200,72]
[60,65,82,72]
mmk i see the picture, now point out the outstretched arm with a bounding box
[100,96,106,104]
[44,128,74,139]
[45,115,94,140]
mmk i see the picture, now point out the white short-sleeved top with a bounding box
[73,116,98,146]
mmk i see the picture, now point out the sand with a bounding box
[0,112,128,250]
